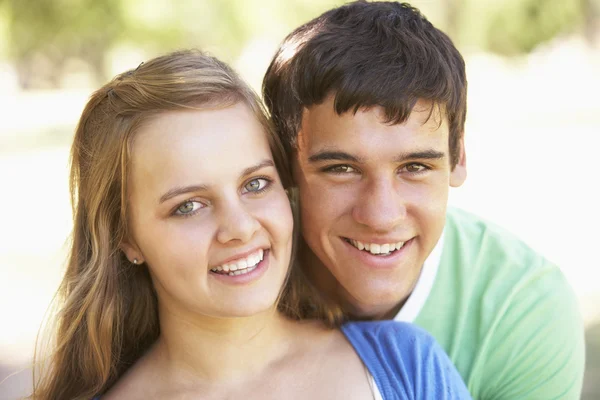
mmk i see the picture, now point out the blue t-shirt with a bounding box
[342,320,472,399]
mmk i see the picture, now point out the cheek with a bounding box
[142,228,214,302]
[257,192,294,243]
[298,179,355,224]
[407,182,449,237]
[137,217,214,274]
[298,189,328,237]
[404,171,450,205]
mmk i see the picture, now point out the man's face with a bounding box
[294,96,466,318]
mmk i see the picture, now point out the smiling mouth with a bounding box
[210,249,265,276]
[343,238,406,256]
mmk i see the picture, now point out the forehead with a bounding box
[130,103,271,194]
[299,97,449,153]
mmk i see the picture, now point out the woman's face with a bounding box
[124,102,293,319]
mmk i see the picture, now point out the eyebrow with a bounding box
[307,149,446,164]
[159,184,209,204]
[241,159,275,178]
[158,159,275,204]
[393,150,446,162]
[308,151,362,163]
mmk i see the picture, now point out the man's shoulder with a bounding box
[445,207,535,253]
[443,207,556,279]
[437,207,576,316]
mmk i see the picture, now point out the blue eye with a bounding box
[242,178,270,194]
[174,201,204,216]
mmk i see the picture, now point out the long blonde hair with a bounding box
[30,49,343,400]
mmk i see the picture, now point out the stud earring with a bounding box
[133,258,139,265]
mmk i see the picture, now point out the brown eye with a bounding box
[405,163,427,173]
[326,165,356,174]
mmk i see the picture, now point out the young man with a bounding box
[263,1,584,399]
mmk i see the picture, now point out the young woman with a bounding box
[31,50,471,400]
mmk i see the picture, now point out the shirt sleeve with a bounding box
[478,265,585,400]
[413,329,474,400]
[343,321,472,399]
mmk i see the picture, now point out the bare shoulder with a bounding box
[277,320,374,400]
[285,320,358,360]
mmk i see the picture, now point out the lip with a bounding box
[211,247,267,268]
[210,250,270,285]
[340,237,414,270]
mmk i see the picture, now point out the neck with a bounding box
[153,301,294,384]
[345,299,406,321]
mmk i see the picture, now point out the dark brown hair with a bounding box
[263,1,467,168]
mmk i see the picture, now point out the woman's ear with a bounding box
[120,239,144,265]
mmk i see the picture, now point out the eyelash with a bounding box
[172,200,205,218]
[401,163,430,174]
[171,176,274,218]
[242,175,273,195]
[321,163,430,174]
[321,164,357,174]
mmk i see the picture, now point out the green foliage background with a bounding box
[0,0,596,88]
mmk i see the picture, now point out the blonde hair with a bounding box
[30,49,343,400]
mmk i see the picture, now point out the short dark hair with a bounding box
[263,1,467,168]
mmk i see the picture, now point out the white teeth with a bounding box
[228,264,258,277]
[349,240,406,255]
[212,249,264,275]
[369,244,380,254]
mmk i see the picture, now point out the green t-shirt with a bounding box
[401,208,584,399]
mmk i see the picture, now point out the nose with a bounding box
[216,199,261,244]
[352,177,407,231]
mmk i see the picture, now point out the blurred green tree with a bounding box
[0,0,594,89]
[1,0,342,88]
[4,0,126,88]
[486,0,585,55]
